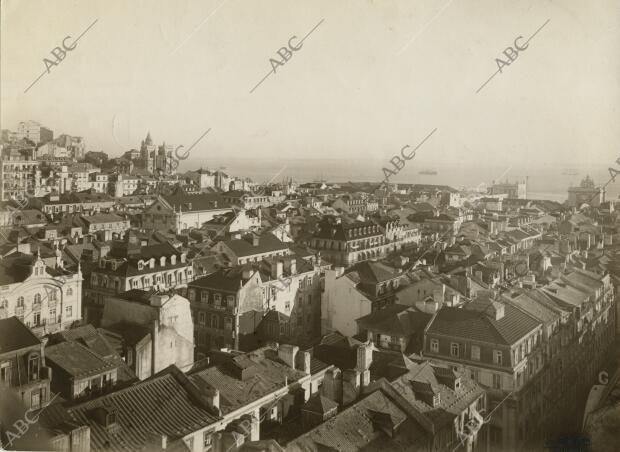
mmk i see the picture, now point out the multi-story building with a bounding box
[55,134,85,160]
[85,233,193,324]
[332,194,372,215]
[16,120,53,144]
[310,218,388,266]
[142,191,233,233]
[80,213,130,237]
[424,293,543,451]
[0,317,52,410]
[255,255,323,344]
[188,266,264,353]
[322,261,406,336]
[288,358,486,452]
[0,251,83,337]
[68,162,99,192]
[31,190,115,216]
[424,267,615,451]
[101,290,194,379]
[185,168,216,189]
[88,172,109,193]
[45,340,119,401]
[212,232,291,266]
[110,173,140,197]
[0,148,40,201]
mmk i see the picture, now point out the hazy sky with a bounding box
[1,0,619,169]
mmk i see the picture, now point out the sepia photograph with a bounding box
[1,0,619,451]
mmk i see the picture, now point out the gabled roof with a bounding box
[189,347,307,415]
[427,302,541,346]
[63,371,218,452]
[357,305,432,337]
[346,260,401,284]
[190,266,256,292]
[287,388,428,452]
[46,341,117,378]
[221,233,288,258]
[303,394,338,415]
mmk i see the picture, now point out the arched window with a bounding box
[17,297,25,307]
[34,293,42,304]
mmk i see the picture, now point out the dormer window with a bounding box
[160,256,166,267]
[138,260,144,271]
[150,258,155,269]
[171,255,177,265]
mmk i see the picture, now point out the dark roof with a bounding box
[302,394,338,415]
[388,361,485,429]
[287,388,428,451]
[45,341,117,378]
[313,219,382,241]
[221,233,288,258]
[190,266,255,292]
[357,305,432,337]
[427,302,541,346]
[0,317,41,353]
[346,260,401,284]
[64,371,218,452]
[189,347,307,415]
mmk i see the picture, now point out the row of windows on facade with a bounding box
[92,271,189,288]
[195,311,233,329]
[17,306,74,326]
[0,355,41,386]
[189,291,235,306]
[430,335,540,366]
[6,288,73,308]
[430,340,505,365]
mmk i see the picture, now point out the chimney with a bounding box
[205,387,220,413]
[322,368,342,403]
[277,344,299,369]
[356,343,373,388]
[161,435,167,450]
[272,260,283,280]
[290,258,297,275]
[295,350,311,375]
[151,319,159,376]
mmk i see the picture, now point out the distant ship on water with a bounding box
[419,170,438,175]
[562,169,579,176]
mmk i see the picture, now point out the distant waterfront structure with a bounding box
[568,175,605,207]
[490,179,527,199]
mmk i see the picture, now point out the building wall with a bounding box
[0,263,82,336]
[321,269,372,337]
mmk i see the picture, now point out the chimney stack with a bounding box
[271,260,283,280]
[151,319,159,376]
[206,387,220,414]
[277,344,299,369]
